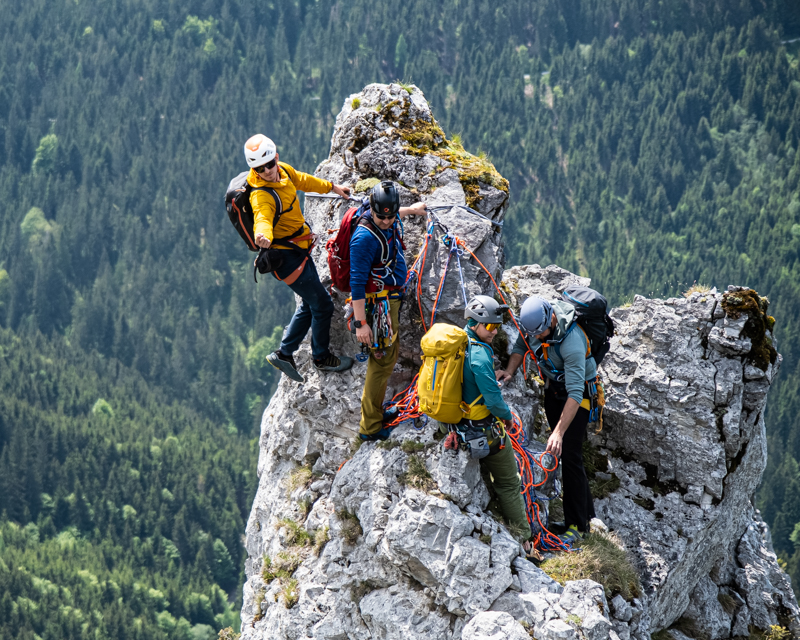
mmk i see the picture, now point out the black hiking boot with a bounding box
[267,351,304,382]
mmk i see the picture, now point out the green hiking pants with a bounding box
[481,433,530,536]
[359,299,401,435]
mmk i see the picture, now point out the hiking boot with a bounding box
[559,525,583,546]
[359,424,396,442]
[266,351,304,383]
[548,521,568,535]
[313,353,354,373]
[382,406,400,425]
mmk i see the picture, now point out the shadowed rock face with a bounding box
[239,84,798,640]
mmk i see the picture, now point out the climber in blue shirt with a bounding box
[350,181,426,440]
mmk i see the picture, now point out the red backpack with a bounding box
[326,206,400,293]
[326,206,362,292]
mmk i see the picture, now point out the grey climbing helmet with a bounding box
[464,295,508,324]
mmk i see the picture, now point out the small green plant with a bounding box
[355,177,380,192]
[540,531,641,599]
[396,80,414,93]
[262,551,301,583]
[287,465,313,492]
[337,509,363,545]
[590,474,621,499]
[750,624,792,640]
[401,440,426,454]
[298,497,313,518]
[377,439,400,450]
[275,518,311,546]
[218,628,241,640]
[566,614,582,626]
[683,282,712,297]
[280,578,299,608]
[313,526,330,556]
[398,454,436,492]
[479,534,492,545]
[253,588,267,622]
[351,97,361,109]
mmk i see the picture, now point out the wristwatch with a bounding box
[354,319,364,328]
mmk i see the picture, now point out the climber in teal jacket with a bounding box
[457,296,529,538]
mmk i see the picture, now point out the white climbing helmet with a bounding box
[243,134,277,169]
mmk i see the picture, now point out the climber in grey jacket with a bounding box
[496,296,597,543]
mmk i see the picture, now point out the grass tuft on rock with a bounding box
[275,517,311,546]
[280,578,299,609]
[286,465,313,492]
[401,440,426,454]
[337,509,363,545]
[540,531,641,600]
[313,526,330,556]
[398,454,436,492]
[683,282,712,297]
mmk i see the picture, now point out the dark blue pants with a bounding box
[277,258,334,360]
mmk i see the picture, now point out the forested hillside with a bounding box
[1,0,799,636]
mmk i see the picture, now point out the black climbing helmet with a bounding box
[369,181,400,219]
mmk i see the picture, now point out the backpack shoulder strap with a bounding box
[549,322,591,360]
[357,215,391,264]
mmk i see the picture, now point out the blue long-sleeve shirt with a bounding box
[463,327,512,421]
[511,300,597,404]
[349,215,407,301]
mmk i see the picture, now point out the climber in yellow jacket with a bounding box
[244,133,353,382]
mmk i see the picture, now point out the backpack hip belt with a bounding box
[451,416,506,459]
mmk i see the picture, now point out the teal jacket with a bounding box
[463,326,512,421]
[512,300,597,404]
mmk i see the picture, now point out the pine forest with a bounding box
[0,0,799,637]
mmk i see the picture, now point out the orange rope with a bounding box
[456,240,540,378]
[507,411,574,552]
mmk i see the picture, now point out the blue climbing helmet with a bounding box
[519,297,553,336]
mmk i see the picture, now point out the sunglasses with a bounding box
[374,208,398,220]
[255,157,277,173]
[483,322,501,331]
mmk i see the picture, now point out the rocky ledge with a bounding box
[238,84,798,640]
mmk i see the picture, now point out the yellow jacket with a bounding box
[247,162,332,250]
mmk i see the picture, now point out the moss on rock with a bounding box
[355,177,380,193]
[377,94,508,208]
[720,289,778,371]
